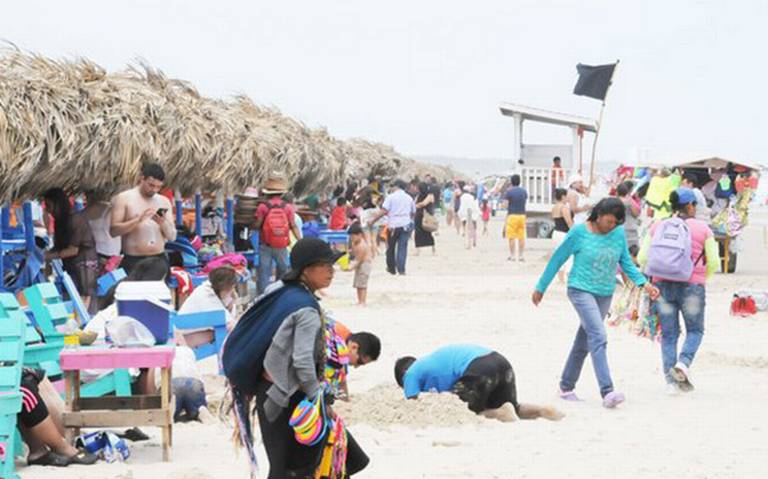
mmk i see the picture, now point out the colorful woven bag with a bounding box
[289,393,327,446]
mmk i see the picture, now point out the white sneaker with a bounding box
[670,362,695,392]
[666,383,681,396]
[670,362,689,382]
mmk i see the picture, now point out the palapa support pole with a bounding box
[22,202,35,252]
[194,192,202,237]
[588,59,620,191]
[174,191,183,228]
[1,207,10,232]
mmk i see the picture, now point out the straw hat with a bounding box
[262,174,288,195]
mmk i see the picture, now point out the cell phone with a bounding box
[157,208,167,216]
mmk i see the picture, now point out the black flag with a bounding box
[573,63,616,101]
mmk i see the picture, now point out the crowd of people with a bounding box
[11,156,761,477]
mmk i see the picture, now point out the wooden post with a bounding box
[161,366,171,461]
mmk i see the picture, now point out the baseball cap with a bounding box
[675,187,697,205]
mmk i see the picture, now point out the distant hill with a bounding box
[413,154,621,179]
[412,155,511,178]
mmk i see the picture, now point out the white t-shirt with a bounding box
[382,189,416,229]
[88,204,122,256]
[458,193,479,222]
[177,281,234,333]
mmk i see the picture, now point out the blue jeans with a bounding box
[386,225,411,274]
[561,288,615,397]
[655,281,706,383]
[258,244,289,294]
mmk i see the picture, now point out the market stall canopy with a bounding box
[638,154,764,171]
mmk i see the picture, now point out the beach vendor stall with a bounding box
[639,156,762,273]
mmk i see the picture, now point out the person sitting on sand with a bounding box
[19,368,98,467]
[394,344,563,422]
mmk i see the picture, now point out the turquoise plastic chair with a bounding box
[0,294,62,377]
[8,289,131,399]
[0,312,25,478]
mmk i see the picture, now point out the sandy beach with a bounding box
[21,208,768,479]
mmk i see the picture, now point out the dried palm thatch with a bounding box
[0,46,460,203]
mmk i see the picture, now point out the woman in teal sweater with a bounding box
[532,198,659,409]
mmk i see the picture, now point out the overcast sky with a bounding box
[3,1,767,169]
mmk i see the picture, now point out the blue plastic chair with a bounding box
[172,310,227,371]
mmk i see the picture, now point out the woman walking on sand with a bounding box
[638,188,718,394]
[532,198,659,409]
[414,182,437,256]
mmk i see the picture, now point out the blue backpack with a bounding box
[222,283,319,395]
[645,218,693,282]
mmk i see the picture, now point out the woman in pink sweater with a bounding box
[638,188,719,394]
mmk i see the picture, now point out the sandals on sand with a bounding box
[67,450,98,465]
[117,427,150,442]
[28,451,70,467]
[29,449,98,467]
[559,389,582,402]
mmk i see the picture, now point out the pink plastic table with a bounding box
[60,346,176,461]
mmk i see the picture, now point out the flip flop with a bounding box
[28,451,70,467]
[67,450,98,465]
[559,389,582,402]
[117,427,150,442]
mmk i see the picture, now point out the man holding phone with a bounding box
[110,163,176,275]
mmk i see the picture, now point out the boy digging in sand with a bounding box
[348,223,372,306]
[395,344,564,422]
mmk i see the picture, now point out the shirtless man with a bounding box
[110,163,176,275]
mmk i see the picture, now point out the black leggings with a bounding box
[254,379,369,479]
[452,352,519,414]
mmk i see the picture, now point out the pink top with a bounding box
[648,218,712,284]
[60,346,176,371]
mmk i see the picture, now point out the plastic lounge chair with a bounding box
[172,310,227,370]
[0,312,25,478]
[19,288,131,398]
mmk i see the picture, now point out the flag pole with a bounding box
[587,59,620,192]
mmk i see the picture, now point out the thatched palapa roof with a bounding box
[0,46,461,203]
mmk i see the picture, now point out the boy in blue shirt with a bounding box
[394,344,563,422]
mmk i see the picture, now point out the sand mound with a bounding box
[334,384,484,428]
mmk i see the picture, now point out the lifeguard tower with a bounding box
[499,103,597,212]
